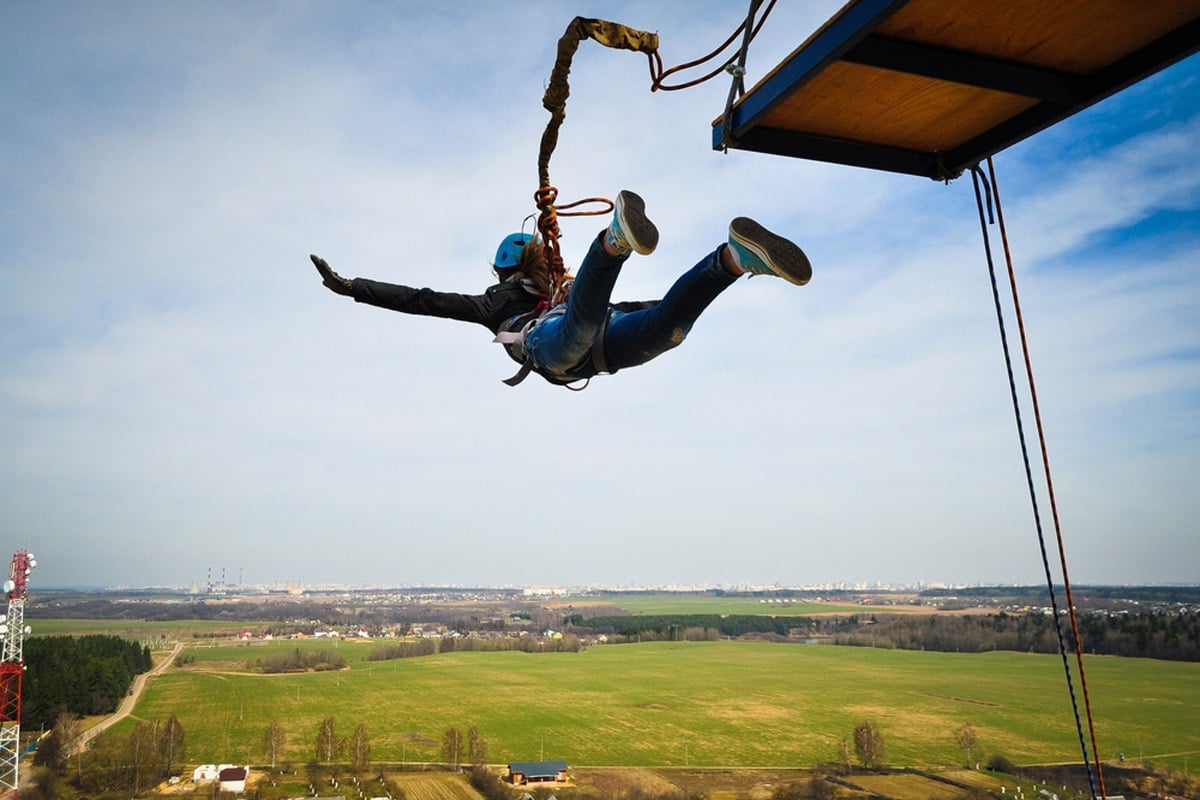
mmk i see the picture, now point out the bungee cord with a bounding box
[534,6,777,301]
[971,160,1108,800]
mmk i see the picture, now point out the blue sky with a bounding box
[2,2,1197,590]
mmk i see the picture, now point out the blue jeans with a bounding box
[525,232,737,381]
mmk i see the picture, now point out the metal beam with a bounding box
[941,20,1200,175]
[1081,17,1200,111]
[729,127,943,179]
[842,34,1086,104]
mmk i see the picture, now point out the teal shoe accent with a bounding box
[728,217,811,286]
[606,190,659,256]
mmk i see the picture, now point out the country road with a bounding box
[69,641,184,754]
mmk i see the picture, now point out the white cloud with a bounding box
[2,1,1197,588]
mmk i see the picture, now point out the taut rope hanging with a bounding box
[534,5,778,302]
[648,0,777,93]
[970,160,1108,800]
[536,18,660,303]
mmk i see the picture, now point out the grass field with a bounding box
[110,639,1199,773]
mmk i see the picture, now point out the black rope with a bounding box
[719,0,765,152]
[969,165,1100,800]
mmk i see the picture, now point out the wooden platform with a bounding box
[714,0,1200,179]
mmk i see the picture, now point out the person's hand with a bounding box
[311,254,353,296]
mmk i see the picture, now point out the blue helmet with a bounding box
[493,232,536,270]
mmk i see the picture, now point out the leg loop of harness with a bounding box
[590,310,611,375]
[494,306,612,388]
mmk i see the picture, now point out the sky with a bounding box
[2,2,1197,591]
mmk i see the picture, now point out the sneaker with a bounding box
[728,217,811,286]
[605,190,659,256]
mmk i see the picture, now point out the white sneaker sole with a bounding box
[615,191,659,255]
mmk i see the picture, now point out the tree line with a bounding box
[921,585,1200,605]
[573,614,807,639]
[367,633,583,662]
[247,647,348,673]
[569,610,1200,661]
[823,611,1200,660]
[23,635,153,728]
[29,711,186,799]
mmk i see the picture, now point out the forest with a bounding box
[22,634,153,728]
[823,610,1200,660]
[572,609,1200,661]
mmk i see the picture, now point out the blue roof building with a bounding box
[507,760,569,785]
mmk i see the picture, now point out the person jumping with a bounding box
[311,190,810,388]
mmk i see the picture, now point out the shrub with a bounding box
[987,754,1016,773]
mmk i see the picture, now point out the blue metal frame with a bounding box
[714,4,1200,180]
[714,0,912,151]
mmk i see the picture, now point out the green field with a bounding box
[113,639,1198,773]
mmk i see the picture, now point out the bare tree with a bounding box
[54,714,85,782]
[957,722,978,768]
[127,720,159,795]
[349,723,371,771]
[264,721,287,770]
[853,720,885,769]
[468,725,488,767]
[442,726,463,770]
[33,712,82,774]
[54,712,82,770]
[836,736,852,774]
[316,716,344,764]
[158,715,187,779]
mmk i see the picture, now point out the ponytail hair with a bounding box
[493,235,574,302]
[517,237,551,295]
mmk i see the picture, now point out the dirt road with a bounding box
[69,641,184,754]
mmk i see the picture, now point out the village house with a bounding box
[507,760,570,786]
[192,763,249,793]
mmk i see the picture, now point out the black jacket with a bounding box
[351,276,659,335]
[351,276,540,334]
[351,275,659,382]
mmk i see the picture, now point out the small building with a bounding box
[193,763,248,792]
[193,764,220,783]
[219,765,249,793]
[507,760,569,785]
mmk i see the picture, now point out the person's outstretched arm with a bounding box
[309,254,517,331]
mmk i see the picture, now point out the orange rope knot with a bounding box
[533,186,614,304]
[532,8,777,304]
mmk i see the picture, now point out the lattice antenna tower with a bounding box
[0,550,37,797]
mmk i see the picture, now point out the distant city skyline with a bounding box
[34,577,1197,594]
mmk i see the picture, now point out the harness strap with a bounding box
[590,311,611,374]
[501,359,536,388]
[494,306,566,386]
[494,305,612,388]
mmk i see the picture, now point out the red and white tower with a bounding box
[0,550,36,797]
